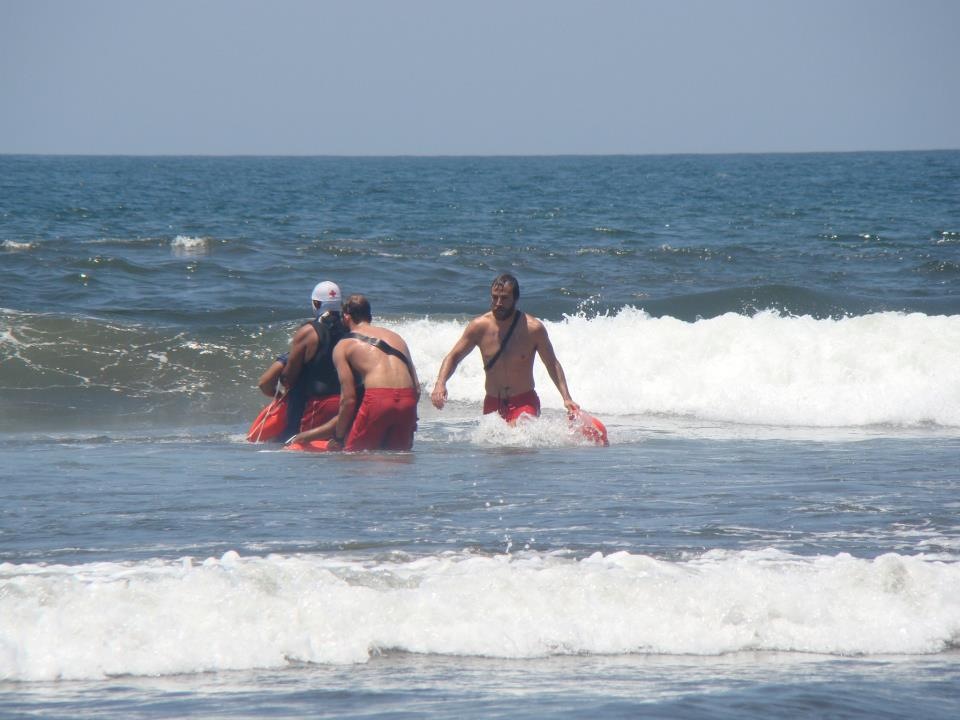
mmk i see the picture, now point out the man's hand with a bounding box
[564,399,581,416]
[431,382,448,410]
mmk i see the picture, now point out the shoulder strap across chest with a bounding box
[484,310,523,372]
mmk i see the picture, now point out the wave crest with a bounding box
[2,549,957,681]
[2,307,958,432]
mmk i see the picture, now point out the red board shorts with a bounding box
[483,389,541,423]
[345,387,418,451]
[300,394,340,432]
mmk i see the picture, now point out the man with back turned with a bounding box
[325,294,420,451]
[430,273,580,423]
[255,280,345,440]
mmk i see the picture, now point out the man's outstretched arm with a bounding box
[535,326,580,414]
[431,322,480,409]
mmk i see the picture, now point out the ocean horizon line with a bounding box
[2,147,958,160]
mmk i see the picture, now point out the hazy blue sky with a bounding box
[2,0,958,155]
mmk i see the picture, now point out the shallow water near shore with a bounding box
[6,652,960,720]
[2,152,959,717]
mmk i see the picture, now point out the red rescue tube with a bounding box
[283,439,331,453]
[247,396,288,442]
[569,409,609,447]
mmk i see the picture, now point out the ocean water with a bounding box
[1,152,959,718]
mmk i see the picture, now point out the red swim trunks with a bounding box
[300,394,340,432]
[345,387,418,451]
[483,390,541,423]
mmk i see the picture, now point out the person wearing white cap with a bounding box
[309,280,342,315]
[257,280,347,440]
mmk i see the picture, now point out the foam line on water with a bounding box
[2,548,958,681]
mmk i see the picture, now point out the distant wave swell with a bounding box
[2,306,958,432]
[632,284,960,321]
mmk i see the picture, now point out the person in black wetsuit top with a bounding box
[267,281,348,440]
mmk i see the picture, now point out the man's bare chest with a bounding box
[479,324,532,363]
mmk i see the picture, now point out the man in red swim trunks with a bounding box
[430,273,580,424]
[326,294,420,452]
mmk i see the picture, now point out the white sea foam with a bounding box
[2,240,33,251]
[1,549,957,681]
[396,309,960,428]
[446,412,595,448]
[170,235,209,256]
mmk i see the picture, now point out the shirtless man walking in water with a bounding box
[430,273,580,423]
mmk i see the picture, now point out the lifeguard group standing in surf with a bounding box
[250,272,605,451]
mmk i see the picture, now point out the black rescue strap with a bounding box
[484,310,523,372]
[346,332,415,380]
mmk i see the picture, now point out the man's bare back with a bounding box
[338,323,417,390]
[327,294,420,452]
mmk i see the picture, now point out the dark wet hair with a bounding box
[342,294,372,323]
[491,273,519,300]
